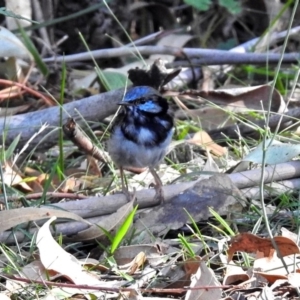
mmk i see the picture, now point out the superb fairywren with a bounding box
[108,86,174,203]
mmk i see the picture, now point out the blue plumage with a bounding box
[123,86,159,102]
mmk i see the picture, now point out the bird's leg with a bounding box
[120,167,136,202]
[149,167,164,204]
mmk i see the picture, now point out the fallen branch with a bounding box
[1,161,300,243]
[42,24,300,64]
[43,46,300,66]
[0,88,124,151]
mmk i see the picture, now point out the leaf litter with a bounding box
[1,1,300,299]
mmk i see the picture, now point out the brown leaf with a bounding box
[184,256,201,277]
[228,233,300,262]
[256,272,287,284]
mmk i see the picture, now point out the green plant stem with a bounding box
[58,60,66,180]
[259,0,299,274]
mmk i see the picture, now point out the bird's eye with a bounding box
[139,99,146,104]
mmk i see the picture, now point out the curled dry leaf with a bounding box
[125,252,147,275]
[185,259,221,300]
[254,251,300,283]
[188,131,227,156]
[223,260,250,286]
[36,216,102,286]
[2,162,32,192]
[228,232,300,262]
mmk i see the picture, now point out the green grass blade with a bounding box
[110,205,138,255]
[58,60,66,180]
[18,24,48,76]
[208,207,235,236]
[178,233,195,258]
[5,134,20,161]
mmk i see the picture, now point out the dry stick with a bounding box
[63,118,109,163]
[167,53,300,67]
[0,192,87,204]
[44,161,300,214]
[1,161,300,244]
[0,274,231,293]
[0,88,124,151]
[43,26,300,62]
[43,45,300,65]
[42,25,300,63]
[62,118,145,173]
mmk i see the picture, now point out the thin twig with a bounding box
[43,46,300,65]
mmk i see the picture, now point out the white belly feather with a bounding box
[107,126,173,168]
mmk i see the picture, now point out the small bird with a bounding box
[107,86,174,203]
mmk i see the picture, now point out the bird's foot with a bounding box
[122,187,137,203]
[149,183,164,204]
[149,167,165,204]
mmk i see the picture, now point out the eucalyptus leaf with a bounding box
[101,70,130,90]
[243,139,300,165]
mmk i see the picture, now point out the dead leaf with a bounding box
[0,26,32,60]
[0,207,87,233]
[177,85,286,131]
[5,0,32,31]
[223,260,250,286]
[184,257,201,277]
[228,233,300,262]
[254,251,300,283]
[281,227,300,246]
[124,252,147,275]
[2,162,32,192]
[86,155,102,176]
[188,131,227,156]
[114,244,169,268]
[256,272,288,284]
[36,216,102,285]
[20,260,47,281]
[185,260,222,300]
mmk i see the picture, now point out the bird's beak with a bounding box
[118,101,132,106]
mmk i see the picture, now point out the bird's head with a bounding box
[119,86,168,115]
